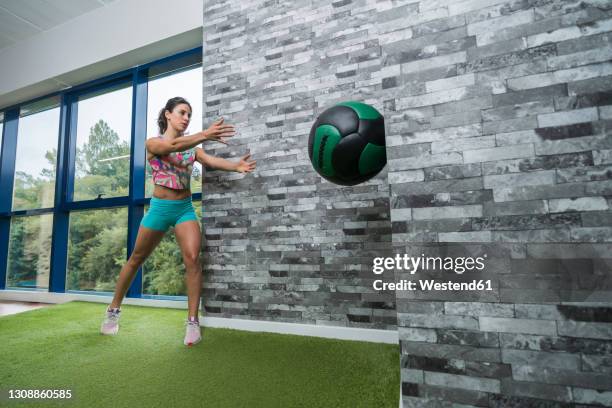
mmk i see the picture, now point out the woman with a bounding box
[100,96,256,346]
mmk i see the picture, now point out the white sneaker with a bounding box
[100,307,121,335]
[184,318,202,346]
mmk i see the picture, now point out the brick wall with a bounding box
[200,0,396,329]
[384,0,612,406]
[201,0,612,405]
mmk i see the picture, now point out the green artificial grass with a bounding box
[0,301,400,408]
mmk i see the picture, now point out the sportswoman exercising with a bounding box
[100,96,256,346]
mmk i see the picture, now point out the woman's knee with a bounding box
[183,253,200,268]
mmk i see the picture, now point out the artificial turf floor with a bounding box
[0,301,400,408]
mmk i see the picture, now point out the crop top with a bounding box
[148,135,197,190]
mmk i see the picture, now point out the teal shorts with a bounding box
[140,196,199,232]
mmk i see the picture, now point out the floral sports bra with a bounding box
[148,135,196,190]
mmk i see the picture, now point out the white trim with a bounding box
[202,316,399,344]
[0,290,399,344]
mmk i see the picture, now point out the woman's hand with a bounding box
[235,153,256,174]
[203,117,235,145]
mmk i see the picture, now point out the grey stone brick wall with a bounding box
[386,0,612,406]
[200,0,396,329]
[202,0,612,405]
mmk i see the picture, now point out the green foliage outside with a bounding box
[7,119,203,296]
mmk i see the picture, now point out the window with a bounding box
[0,47,203,299]
[67,207,128,292]
[12,97,60,211]
[73,82,133,201]
[6,214,53,290]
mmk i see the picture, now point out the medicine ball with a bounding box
[308,101,386,186]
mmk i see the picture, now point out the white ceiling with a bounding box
[0,0,115,50]
[0,0,203,110]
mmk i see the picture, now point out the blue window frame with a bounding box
[0,46,203,301]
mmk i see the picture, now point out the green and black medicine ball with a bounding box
[308,101,386,186]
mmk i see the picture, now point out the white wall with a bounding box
[0,0,203,110]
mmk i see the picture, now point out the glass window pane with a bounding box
[73,83,133,201]
[6,214,53,290]
[0,112,4,173]
[145,66,203,197]
[13,98,60,210]
[142,200,201,296]
[0,119,3,158]
[67,207,128,292]
[19,95,60,117]
[148,51,201,79]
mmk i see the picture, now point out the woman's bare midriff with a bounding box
[152,184,191,200]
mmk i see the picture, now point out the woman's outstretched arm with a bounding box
[195,147,256,173]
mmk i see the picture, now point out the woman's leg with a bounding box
[109,225,166,309]
[174,220,202,319]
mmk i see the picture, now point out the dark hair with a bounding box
[157,97,192,134]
